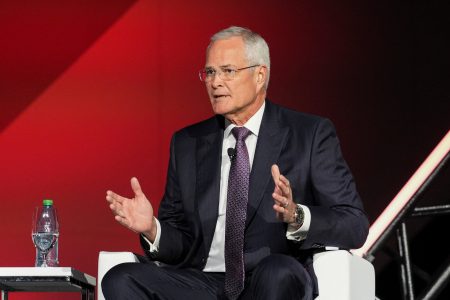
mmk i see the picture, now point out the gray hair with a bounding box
[207,26,271,90]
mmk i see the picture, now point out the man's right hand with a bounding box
[106,177,157,241]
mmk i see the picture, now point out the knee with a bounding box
[249,254,313,299]
[101,263,136,297]
[256,254,302,282]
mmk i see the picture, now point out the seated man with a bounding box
[103,26,369,300]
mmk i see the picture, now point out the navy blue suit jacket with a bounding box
[141,100,369,291]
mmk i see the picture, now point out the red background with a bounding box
[0,1,448,299]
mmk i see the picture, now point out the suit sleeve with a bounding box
[140,133,194,264]
[302,118,369,250]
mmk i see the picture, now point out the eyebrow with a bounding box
[205,64,234,69]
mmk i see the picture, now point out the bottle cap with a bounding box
[43,199,53,206]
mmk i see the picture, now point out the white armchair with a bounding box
[312,250,375,300]
[97,250,375,300]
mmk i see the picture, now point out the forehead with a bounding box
[206,36,247,67]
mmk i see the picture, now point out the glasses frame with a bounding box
[198,64,260,82]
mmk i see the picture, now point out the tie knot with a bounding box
[232,126,251,142]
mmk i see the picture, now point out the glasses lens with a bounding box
[199,68,216,82]
[199,70,208,82]
[221,67,236,80]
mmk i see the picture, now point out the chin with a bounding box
[210,100,230,115]
[212,106,228,116]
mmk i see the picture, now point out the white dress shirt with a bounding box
[144,101,311,271]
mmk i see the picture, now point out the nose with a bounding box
[210,71,224,88]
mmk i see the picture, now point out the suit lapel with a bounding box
[246,101,289,226]
[196,118,224,254]
[194,104,288,244]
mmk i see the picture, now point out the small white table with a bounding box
[0,267,96,300]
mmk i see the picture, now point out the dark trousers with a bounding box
[102,254,313,300]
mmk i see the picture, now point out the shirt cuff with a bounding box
[286,204,311,241]
[141,218,161,253]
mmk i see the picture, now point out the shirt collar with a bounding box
[224,101,266,138]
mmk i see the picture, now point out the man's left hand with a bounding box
[271,164,297,224]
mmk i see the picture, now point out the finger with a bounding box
[106,190,127,204]
[109,202,124,216]
[115,215,130,227]
[273,203,286,214]
[273,204,293,223]
[271,165,283,195]
[106,193,116,204]
[277,175,291,196]
[131,177,144,197]
[279,174,290,187]
[273,184,282,195]
[115,215,138,233]
[272,165,289,195]
[271,164,280,183]
[272,192,288,208]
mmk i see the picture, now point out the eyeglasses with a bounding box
[198,65,260,82]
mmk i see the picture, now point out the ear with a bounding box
[255,65,267,89]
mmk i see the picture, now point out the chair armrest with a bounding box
[97,251,139,300]
[313,250,375,300]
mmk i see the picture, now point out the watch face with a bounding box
[296,205,304,225]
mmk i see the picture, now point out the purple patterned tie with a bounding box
[224,126,251,300]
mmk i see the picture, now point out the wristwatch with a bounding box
[293,204,305,227]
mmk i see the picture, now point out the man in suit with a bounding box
[103,26,369,300]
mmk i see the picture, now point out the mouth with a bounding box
[212,94,230,100]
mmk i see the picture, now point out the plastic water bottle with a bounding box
[33,199,59,267]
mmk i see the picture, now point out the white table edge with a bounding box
[0,267,96,286]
